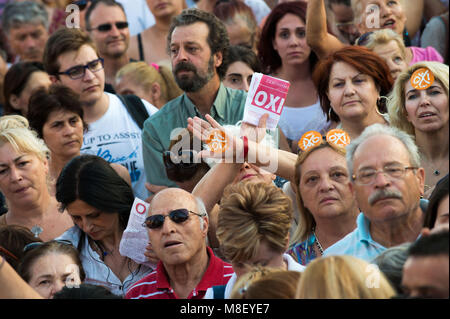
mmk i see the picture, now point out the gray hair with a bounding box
[195,196,209,231]
[346,124,421,179]
[2,1,49,33]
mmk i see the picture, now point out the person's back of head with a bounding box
[53,283,122,299]
[226,45,262,73]
[217,182,293,266]
[423,174,449,229]
[296,255,396,299]
[0,225,42,270]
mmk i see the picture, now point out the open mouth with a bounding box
[383,19,396,28]
[419,112,436,118]
[164,241,182,248]
[241,174,255,181]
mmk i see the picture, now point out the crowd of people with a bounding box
[0,0,448,301]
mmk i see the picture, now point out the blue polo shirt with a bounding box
[323,213,387,262]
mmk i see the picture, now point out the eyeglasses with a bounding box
[163,150,201,182]
[298,129,351,154]
[23,239,74,253]
[355,31,374,46]
[57,58,104,80]
[88,22,129,32]
[352,165,418,185]
[142,208,205,229]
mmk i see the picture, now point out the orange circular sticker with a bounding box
[206,129,228,153]
[326,129,351,148]
[410,67,435,90]
[298,131,323,152]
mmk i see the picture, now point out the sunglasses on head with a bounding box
[142,208,205,229]
[88,21,129,32]
[23,239,74,253]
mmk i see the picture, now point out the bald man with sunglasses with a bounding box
[125,188,234,299]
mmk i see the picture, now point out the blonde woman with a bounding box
[114,62,183,109]
[0,115,73,241]
[388,61,449,196]
[296,255,396,299]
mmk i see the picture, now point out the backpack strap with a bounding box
[116,94,149,130]
[137,33,145,62]
[212,285,226,299]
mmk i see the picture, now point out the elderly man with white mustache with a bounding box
[324,124,426,262]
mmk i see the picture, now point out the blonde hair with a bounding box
[229,266,278,299]
[217,182,293,264]
[0,115,49,162]
[363,28,406,58]
[290,143,347,245]
[296,255,396,299]
[231,268,302,299]
[388,61,449,136]
[115,62,183,103]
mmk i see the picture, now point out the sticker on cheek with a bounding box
[206,129,229,153]
[410,67,435,90]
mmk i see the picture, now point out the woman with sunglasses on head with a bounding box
[388,62,449,197]
[306,0,443,64]
[314,45,393,140]
[27,84,131,194]
[55,154,153,296]
[188,114,359,266]
[17,240,85,299]
[0,115,74,241]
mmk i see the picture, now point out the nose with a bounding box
[343,80,356,96]
[109,24,121,36]
[79,217,94,234]
[161,215,176,235]
[82,67,96,81]
[379,3,392,18]
[387,60,402,77]
[24,35,37,50]
[50,280,66,298]
[373,170,392,188]
[243,80,250,92]
[418,92,431,107]
[9,166,23,182]
[318,176,334,192]
[175,47,188,63]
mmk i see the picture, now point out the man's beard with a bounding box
[173,56,215,92]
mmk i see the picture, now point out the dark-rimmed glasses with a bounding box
[23,239,74,253]
[88,21,129,32]
[352,165,418,185]
[57,58,104,80]
[142,208,205,229]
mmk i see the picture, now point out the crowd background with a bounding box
[0,0,448,301]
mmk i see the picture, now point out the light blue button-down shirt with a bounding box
[323,213,387,262]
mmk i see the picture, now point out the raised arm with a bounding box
[306,0,345,59]
[0,257,42,299]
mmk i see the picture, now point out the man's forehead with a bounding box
[150,189,197,213]
[57,44,99,68]
[354,135,410,165]
[10,23,46,34]
[170,22,209,45]
[89,3,126,23]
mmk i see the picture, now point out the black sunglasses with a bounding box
[23,239,74,253]
[355,31,374,46]
[88,21,129,32]
[142,208,205,229]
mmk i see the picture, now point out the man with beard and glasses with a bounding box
[85,0,135,93]
[141,8,279,194]
[324,124,426,262]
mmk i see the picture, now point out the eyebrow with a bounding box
[228,73,243,77]
[406,85,442,95]
[0,155,27,167]
[331,72,364,81]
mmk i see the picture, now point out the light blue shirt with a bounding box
[323,213,387,262]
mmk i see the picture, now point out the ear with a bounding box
[201,215,209,238]
[49,75,60,84]
[150,82,161,103]
[9,94,20,110]
[415,167,426,197]
[214,51,223,69]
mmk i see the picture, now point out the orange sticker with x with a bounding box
[410,67,435,90]
[298,131,323,152]
[206,129,229,153]
[326,129,351,148]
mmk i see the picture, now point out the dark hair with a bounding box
[17,240,86,283]
[423,175,449,229]
[85,0,126,30]
[56,154,134,230]
[168,8,230,78]
[43,28,98,77]
[312,45,393,122]
[53,283,122,299]
[0,225,42,270]
[257,1,318,75]
[28,84,88,139]
[213,0,258,51]
[226,45,262,73]
[408,230,449,257]
[328,0,351,8]
[3,61,47,115]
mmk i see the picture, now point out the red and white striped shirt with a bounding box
[125,247,234,299]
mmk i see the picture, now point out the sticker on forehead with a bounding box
[206,129,229,153]
[326,129,351,148]
[298,131,323,152]
[410,67,435,90]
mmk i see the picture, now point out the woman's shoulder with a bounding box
[56,226,83,247]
